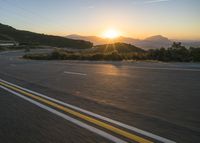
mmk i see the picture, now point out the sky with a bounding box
[0,0,200,40]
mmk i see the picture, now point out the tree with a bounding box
[189,47,200,62]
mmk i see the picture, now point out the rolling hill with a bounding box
[93,42,145,53]
[0,23,93,49]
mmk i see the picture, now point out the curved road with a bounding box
[0,50,200,143]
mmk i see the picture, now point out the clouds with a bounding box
[131,0,171,5]
[145,0,170,4]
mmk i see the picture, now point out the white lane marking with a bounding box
[0,85,127,143]
[64,71,87,76]
[126,66,200,72]
[0,78,176,143]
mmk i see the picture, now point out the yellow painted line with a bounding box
[0,81,153,143]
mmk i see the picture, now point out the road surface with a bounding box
[0,50,200,143]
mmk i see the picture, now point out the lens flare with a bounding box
[103,29,120,39]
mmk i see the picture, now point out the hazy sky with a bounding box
[0,0,199,40]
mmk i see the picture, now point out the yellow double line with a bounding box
[0,81,153,143]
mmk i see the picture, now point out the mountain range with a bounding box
[66,34,200,49]
[0,23,199,50]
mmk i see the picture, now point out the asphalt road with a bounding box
[0,50,200,143]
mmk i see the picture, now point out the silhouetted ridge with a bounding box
[94,42,145,53]
[0,23,93,49]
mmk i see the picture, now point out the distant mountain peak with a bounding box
[144,35,170,41]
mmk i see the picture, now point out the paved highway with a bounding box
[0,50,200,143]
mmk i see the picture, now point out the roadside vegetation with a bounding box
[0,45,48,52]
[23,42,200,62]
[148,42,200,62]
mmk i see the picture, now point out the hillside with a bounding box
[0,23,93,49]
[93,42,145,53]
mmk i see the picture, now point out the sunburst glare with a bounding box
[103,29,120,39]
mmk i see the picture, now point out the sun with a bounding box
[103,29,120,39]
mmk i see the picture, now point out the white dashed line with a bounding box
[64,71,87,76]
